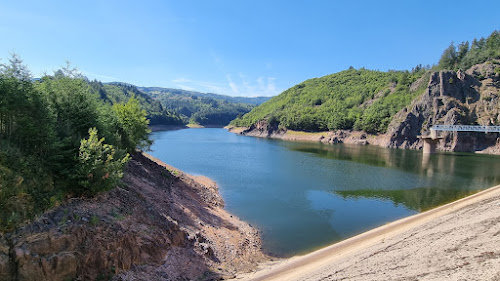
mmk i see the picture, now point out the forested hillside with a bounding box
[93,82,184,126]
[140,87,270,126]
[139,87,270,105]
[0,57,151,231]
[232,68,430,133]
[232,30,500,134]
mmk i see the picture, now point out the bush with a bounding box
[113,96,152,152]
[0,143,56,231]
[73,128,130,196]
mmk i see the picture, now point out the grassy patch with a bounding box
[286,130,328,137]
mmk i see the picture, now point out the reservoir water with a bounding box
[150,128,500,257]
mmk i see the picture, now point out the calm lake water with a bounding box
[150,128,500,257]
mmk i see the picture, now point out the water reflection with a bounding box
[307,190,413,239]
[334,187,475,212]
[286,142,500,211]
[151,129,500,257]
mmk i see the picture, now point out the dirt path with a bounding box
[233,184,500,281]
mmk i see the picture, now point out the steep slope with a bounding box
[231,68,428,133]
[0,153,266,280]
[234,30,500,153]
[385,60,500,152]
[93,82,184,126]
[234,61,500,153]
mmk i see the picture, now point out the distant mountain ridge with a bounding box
[132,85,271,126]
[137,86,271,105]
[93,82,184,125]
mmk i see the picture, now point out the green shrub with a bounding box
[73,128,129,196]
[113,96,152,152]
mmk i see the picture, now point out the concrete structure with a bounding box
[419,129,443,154]
[420,125,500,154]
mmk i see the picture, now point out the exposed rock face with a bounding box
[242,119,284,138]
[0,153,266,281]
[238,61,500,154]
[384,60,500,152]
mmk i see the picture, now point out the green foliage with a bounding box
[73,128,129,196]
[438,42,458,69]
[90,214,100,226]
[142,88,263,126]
[235,31,500,133]
[438,30,500,70]
[0,143,57,231]
[0,55,153,231]
[140,86,270,105]
[232,68,427,133]
[92,82,184,126]
[113,96,152,152]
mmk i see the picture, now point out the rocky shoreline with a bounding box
[0,152,267,281]
[229,61,500,155]
[228,125,387,147]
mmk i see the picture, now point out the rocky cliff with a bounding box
[385,60,500,152]
[0,153,266,281]
[236,60,500,154]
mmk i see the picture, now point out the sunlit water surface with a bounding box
[150,128,500,257]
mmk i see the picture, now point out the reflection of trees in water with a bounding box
[289,142,500,211]
[334,187,476,212]
[290,143,500,186]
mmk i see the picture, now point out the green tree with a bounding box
[457,41,469,62]
[73,128,129,196]
[0,53,32,81]
[0,54,56,157]
[113,96,152,152]
[36,74,104,184]
[438,42,458,69]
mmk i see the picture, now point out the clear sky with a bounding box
[1,0,499,97]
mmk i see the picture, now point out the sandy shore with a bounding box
[149,124,188,132]
[233,184,500,281]
[150,124,226,132]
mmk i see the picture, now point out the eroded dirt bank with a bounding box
[233,184,500,281]
[0,152,267,281]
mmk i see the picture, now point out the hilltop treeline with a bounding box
[0,57,151,231]
[232,68,430,133]
[438,30,500,70]
[91,82,184,126]
[141,88,269,126]
[232,30,500,133]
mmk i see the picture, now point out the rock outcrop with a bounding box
[0,153,266,281]
[237,60,500,154]
[384,60,500,152]
[242,119,284,138]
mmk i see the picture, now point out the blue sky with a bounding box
[1,0,498,97]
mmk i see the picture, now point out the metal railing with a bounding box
[431,125,500,132]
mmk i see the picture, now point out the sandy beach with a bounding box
[233,184,500,281]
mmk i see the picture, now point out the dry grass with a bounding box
[286,130,328,137]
